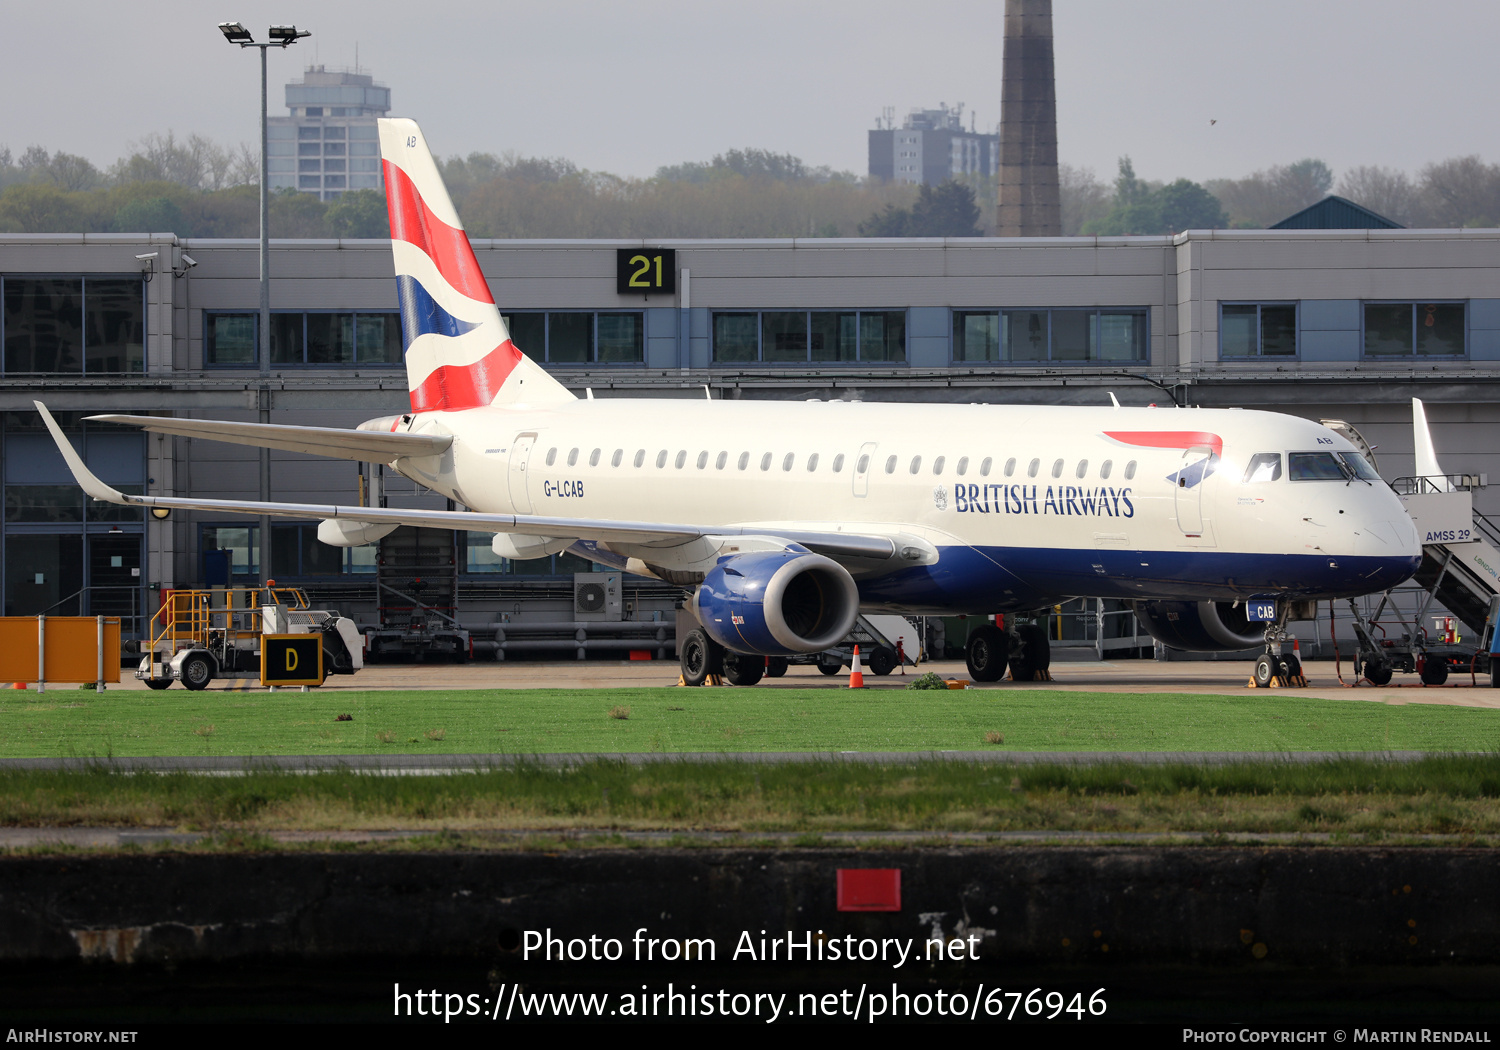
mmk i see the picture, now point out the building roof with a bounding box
[1270,195,1402,230]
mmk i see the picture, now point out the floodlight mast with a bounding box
[218,22,310,585]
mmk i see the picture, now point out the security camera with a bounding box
[135,252,158,261]
[180,254,198,268]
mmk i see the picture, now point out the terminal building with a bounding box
[2,226,1498,658]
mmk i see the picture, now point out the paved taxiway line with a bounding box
[0,749,1466,775]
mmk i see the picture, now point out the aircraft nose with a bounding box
[1354,519,1415,557]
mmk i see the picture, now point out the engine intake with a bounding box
[1132,600,1266,653]
[692,550,859,655]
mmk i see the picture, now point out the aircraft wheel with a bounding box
[1017,623,1051,671]
[679,628,721,687]
[966,625,1008,682]
[1491,660,1500,688]
[1359,654,1393,686]
[144,678,172,691]
[1419,657,1448,686]
[1280,653,1302,681]
[179,653,214,691]
[723,652,765,686]
[766,657,789,678]
[816,656,842,676]
[1252,653,1276,688]
[868,646,897,676]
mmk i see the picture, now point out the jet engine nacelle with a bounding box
[1131,600,1266,653]
[691,550,860,656]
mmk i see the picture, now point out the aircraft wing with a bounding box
[85,413,450,462]
[41,403,923,565]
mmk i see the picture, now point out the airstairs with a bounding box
[1398,475,1500,637]
[1337,399,1500,684]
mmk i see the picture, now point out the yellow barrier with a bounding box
[0,617,121,688]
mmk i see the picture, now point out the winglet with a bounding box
[34,401,129,504]
[1412,397,1451,491]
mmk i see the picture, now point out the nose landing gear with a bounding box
[1249,603,1307,688]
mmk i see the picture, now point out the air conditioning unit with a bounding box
[574,572,623,621]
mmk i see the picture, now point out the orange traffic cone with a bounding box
[848,645,865,689]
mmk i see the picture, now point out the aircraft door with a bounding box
[853,441,877,497]
[508,433,537,514]
[1174,445,1213,537]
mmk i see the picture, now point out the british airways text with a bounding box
[954,484,1134,518]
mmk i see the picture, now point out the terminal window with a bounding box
[2,277,145,375]
[501,312,644,365]
[205,312,403,367]
[711,310,906,364]
[1220,303,1297,357]
[1364,302,1465,357]
[951,308,1147,364]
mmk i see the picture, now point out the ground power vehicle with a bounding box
[138,584,363,689]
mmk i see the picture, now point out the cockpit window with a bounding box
[1288,452,1347,480]
[1243,453,1281,483]
[1338,451,1382,481]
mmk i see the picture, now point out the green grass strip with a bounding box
[2,756,1499,837]
[1,686,1495,758]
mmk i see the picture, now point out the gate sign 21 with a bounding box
[1247,600,1278,622]
[616,248,676,296]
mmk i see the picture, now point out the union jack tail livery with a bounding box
[379,118,574,412]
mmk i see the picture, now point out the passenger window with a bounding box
[1028,458,1040,478]
[885,455,898,474]
[807,453,819,471]
[909,456,922,474]
[980,457,992,477]
[783,453,795,471]
[1004,457,1016,477]
[832,453,845,472]
[1243,453,1282,483]
[696,451,707,469]
[546,447,558,466]
[674,451,687,469]
[589,449,601,467]
[567,448,579,467]
[715,451,727,470]
[1075,459,1088,479]
[856,454,869,473]
[956,456,968,476]
[634,449,645,468]
[933,456,945,475]
[656,450,668,468]
[1052,458,1064,479]
[761,452,773,471]
[737,452,749,470]
[1124,460,1137,480]
[1099,459,1112,479]
[611,449,622,468]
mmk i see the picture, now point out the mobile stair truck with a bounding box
[137,583,364,689]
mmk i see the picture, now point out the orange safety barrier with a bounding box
[0,617,121,685]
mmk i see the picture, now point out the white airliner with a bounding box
[38,118,1422,686]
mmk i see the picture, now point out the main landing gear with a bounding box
[966,621,1051,683]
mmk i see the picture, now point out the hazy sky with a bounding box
[8,1,1499,186]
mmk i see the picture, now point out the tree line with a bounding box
[3,130,1500,238]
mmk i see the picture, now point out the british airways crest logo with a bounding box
[1104,430,1223,489]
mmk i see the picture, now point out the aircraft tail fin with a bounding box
[379,118,574,411]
